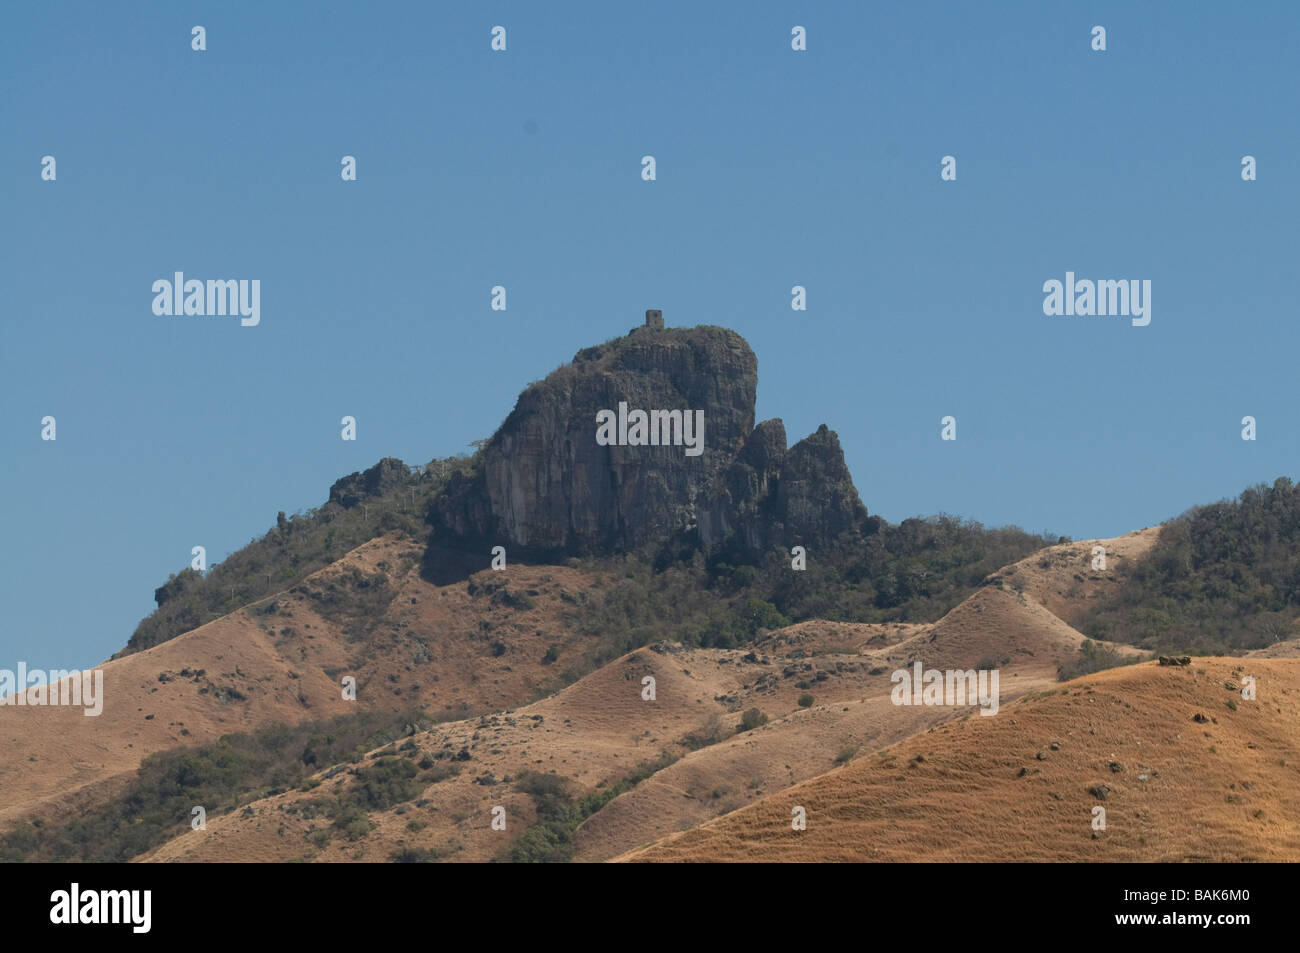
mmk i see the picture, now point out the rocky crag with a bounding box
[430,315,869,562]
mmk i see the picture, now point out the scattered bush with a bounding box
[391,846,450,862]
[1057,640,1141,682]
[683,711,727,749]
[0,707,434,863]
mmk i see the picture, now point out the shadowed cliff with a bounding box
[428,320,868,573]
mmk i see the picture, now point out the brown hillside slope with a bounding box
[570,688,956,861]
[138,638,897,862]
[980,526,1159,627]
[139,531,1154,862]
[618,657,1300,862]
[571,596,1077,861]
[572,534,1152,859]
[0,534,600,831]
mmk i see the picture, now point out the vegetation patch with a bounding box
[1057,640,1143,682]
[497,755,676,863]
[1079,478,1300,653]
[0,708,436,863]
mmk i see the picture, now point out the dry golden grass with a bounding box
[983,526,1160,627]
[0,534,602,832]
[19,523,1282,865]
[618,657,1300,862]
[574,532,1156,860]
[139,532,1161,862]
[138,639,891,862]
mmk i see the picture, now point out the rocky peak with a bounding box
[329,456,409,509]
[431,322,867,560]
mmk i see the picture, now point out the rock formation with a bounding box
[430,320,868,560]
[328,457,410,509]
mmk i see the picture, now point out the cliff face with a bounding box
[700,421,869,554]
[431,323,868,558]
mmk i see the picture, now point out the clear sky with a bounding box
[4,1,1298,669]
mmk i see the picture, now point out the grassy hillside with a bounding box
[0,708,435,862]
[37,440,1067,864]
[619,656,1300,862]
[113,527,1152,865]
[121,453,478,656]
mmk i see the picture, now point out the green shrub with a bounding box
[351,757,422,810]
[1057,640,1141,682]
[332,805,373,840]
[391,846,448,862]
[498,759,672,864]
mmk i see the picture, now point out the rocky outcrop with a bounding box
[329,457,409,509]
[431,322,868,559]
[700,422,869,553]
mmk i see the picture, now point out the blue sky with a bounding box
[3,1,1298,669]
